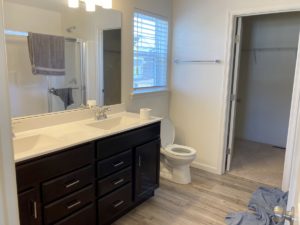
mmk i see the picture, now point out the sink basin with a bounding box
[13,135,59,154]
[87,116,139,130]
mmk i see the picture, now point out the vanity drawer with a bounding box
[16,143,94,192]
[53,204,95,225]
[97,150,132,179]
[96,122,160,160]
[42,165,94,204]
[98,183,132,225]
[97,167,132,197]
[44,185,94,225]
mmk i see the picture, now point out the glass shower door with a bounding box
[48,39,85,112]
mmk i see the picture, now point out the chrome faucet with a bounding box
[93,106,111,120]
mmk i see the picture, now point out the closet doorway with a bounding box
[225,12,300,187]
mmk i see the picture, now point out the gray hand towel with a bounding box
[27,32,65,76]
[51,88,74,109]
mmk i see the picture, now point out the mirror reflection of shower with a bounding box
[5,30,86,117]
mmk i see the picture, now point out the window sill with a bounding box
[131,87,169,96]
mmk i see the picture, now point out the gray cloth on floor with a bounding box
[28,32,65,76]
[249,187,288,223]
[225,187,288,225]
[226,210,270,225]
[51,88,74,109]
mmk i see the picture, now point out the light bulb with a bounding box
[68,0,79,8]
[85,0,96,12]
[102,0,112,9]
[95,0,103,7]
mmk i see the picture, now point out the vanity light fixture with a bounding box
[68,0,79,8]
[68,0,112,11]
[95,0,103,6]
[102,0,112,9]
[85,0,96,12]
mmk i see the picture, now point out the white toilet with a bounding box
[160,118,197,184]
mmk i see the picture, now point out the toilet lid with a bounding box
[161,118,175,148]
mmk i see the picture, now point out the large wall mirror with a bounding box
[4,0,122,118]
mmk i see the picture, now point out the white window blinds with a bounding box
[133,11,169,89]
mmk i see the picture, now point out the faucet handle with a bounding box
[102,106,111,112]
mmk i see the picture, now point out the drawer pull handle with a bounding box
[113,200,125,208]
[65,180,80,189]
[113,161,124,167]
[67,200,81,210]
[113,178,124,185]
[32,201,38,219]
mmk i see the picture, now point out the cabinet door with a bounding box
[135,139,160,201]
[18,188,41,225]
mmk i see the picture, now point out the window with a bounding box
[133,11,169,91]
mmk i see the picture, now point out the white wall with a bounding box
[4,2,62,117]
[4,2,62,35]
[5,0,172,119]
[0,0,19,224]
[113,0,172,118]
[236,13,300,147]
[61,7,122,106]
[171,0,300,174]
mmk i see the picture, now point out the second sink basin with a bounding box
[13,134,59,154]
[87,116,139,131]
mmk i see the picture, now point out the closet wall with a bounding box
[235,12,300,147]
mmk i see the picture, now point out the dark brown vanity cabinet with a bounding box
[16,122,161,225]
[16,142,95,225]
[18,188,41,225]
[135,139,160,202]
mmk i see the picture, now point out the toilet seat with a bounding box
[161,118,175,148]
[165,144,196,156]
[161,118,196,157]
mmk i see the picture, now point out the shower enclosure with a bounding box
[47,38,86,112]
[5,30,86,118]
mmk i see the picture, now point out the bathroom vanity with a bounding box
[14,115,161,225]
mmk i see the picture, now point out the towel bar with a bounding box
[174,59,221,64]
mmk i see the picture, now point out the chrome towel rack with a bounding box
[174,59,221,64]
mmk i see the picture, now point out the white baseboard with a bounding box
[191,161,220,175]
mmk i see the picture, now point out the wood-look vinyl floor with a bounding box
[114,168,270,225]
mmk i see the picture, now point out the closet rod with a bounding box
[174,59,221,64]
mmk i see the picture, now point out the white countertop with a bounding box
[13,112,162,163]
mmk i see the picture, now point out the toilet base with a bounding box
[172,165,191,184]
[160,161,192,184]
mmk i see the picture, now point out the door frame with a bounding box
[220,5,300,191]
[285,32,300,223]
[225,17,243,171]
[97,26,122,106]
[0,0,20,225]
